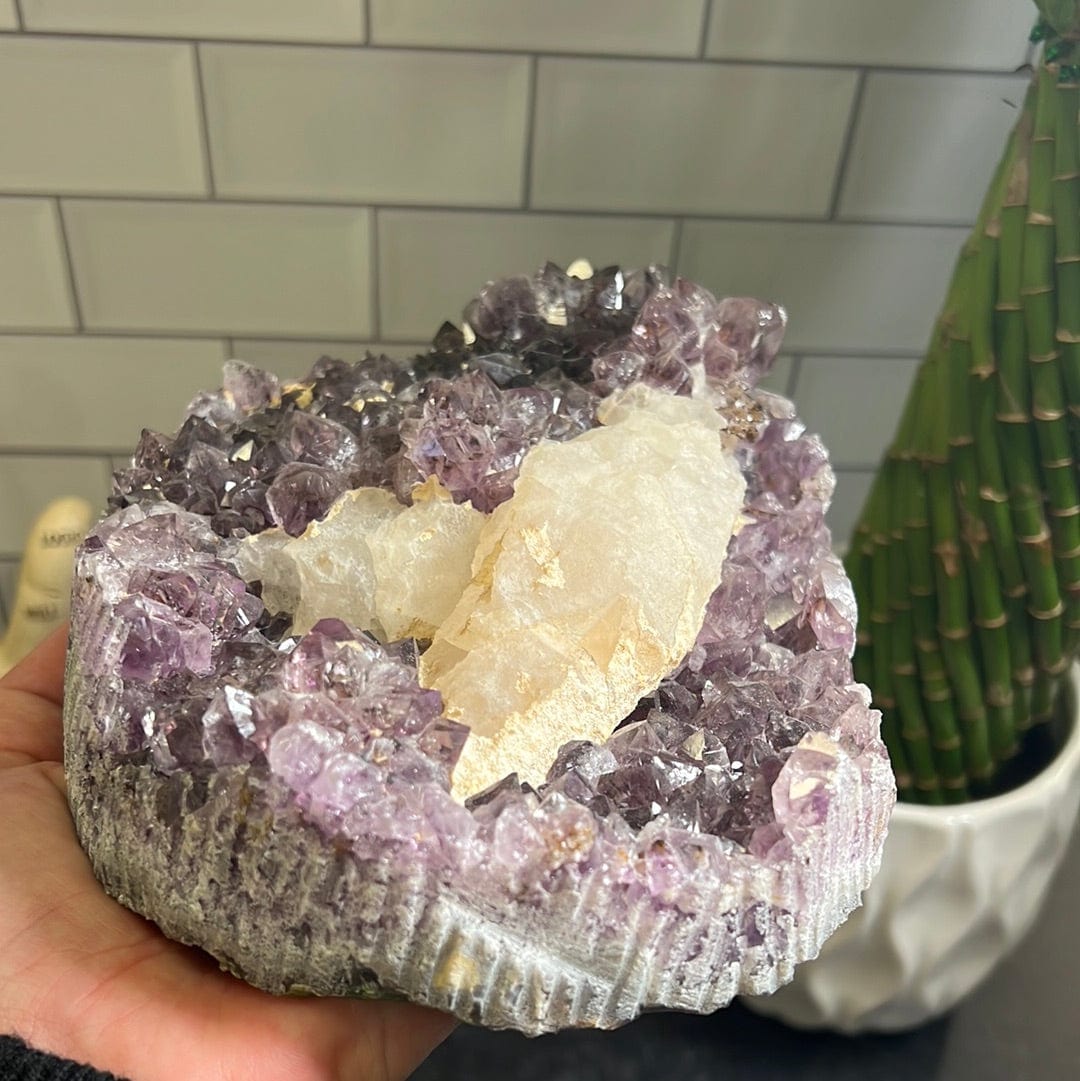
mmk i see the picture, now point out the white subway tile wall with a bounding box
[0,1,1035,619]
[838,72,1031,224]
[19,1,366,42]
[795,356,922,468]
[705,0,1032,69]
[531,59,858,216]
[0,38,207,196]
[0,336,229,451]
[678,220,966,353]
[369,0,707,57]
[0,199,76,331]
[378,210,675,339]
[201,46,530,205]
[63,200,373,337]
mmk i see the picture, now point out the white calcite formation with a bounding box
[238,477,484,641]
[422,387,745,798]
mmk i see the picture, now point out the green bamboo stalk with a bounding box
[1051,72,1080,652]
[892,371,968,798]
[969,91,1039,732]
[996,96,1066,683]
[948,246,1018,764]
[1023,64,1078,681]
[886,461,943,802]
[862,474,915,798]
[883,385,946,800]
[923,337,995,785]
[901,455,969,800]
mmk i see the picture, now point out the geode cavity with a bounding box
[64,263,895,1034]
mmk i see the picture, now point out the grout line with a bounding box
[0,446,135,458]
[369,209,382,339]
[361,0,372,45]
[831,464,882,475]
[0,327,422,345]
[697,0,713,60]
[224,337,236,357]
[99,454,117,490]
[784,355,803,400]
[0,28,1031,77]
[191,44,218,197]
[520,55,539,208]
[4,193,977,231]
[827,68,868,221]
[0,326,926,359]
[668,219,685,274]
[11,0,22,31]
[53,199,84,331]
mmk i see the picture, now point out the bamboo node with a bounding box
[1029,601,1066,620]
[978,486,1009,503]
[1052,170,1080,181]
[938,625,971,642]
[1041,454,1075,468]
[910,585,934,598]
[975,613,1009,629]
[1029,350,1060,364]
[1057,329,1080,342]
[994,302,1023,313]
[1019,526,1052,544]
[1004,583,1029,598]
[1054,254,1080,265]
[995,411,1030,424]
[1020,283,1054,295]
[1025,213,1055,228]
[891,663,917,677]
[1049,503,1080,518]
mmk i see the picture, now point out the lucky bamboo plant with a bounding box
[847,0,1080,803]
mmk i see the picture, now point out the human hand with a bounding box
[0,628,456,1081]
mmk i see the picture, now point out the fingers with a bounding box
[0,627,67,765]
[0,625,68,707]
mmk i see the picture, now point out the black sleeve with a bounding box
[0,1035,128,1081]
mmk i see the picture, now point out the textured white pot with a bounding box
[745,680,1080,1033]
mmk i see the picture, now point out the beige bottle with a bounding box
[0,497,94,677]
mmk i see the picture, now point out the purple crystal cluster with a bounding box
[67,262,894,1032]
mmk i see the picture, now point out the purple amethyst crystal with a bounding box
[66,261,894,1035]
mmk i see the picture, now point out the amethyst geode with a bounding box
[64,263,894,1033]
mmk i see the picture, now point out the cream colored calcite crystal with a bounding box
[420,386,746,800]
[236,479,483,640]
[367,477,486,641]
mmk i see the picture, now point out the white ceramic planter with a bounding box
[744,683,1080,1033]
